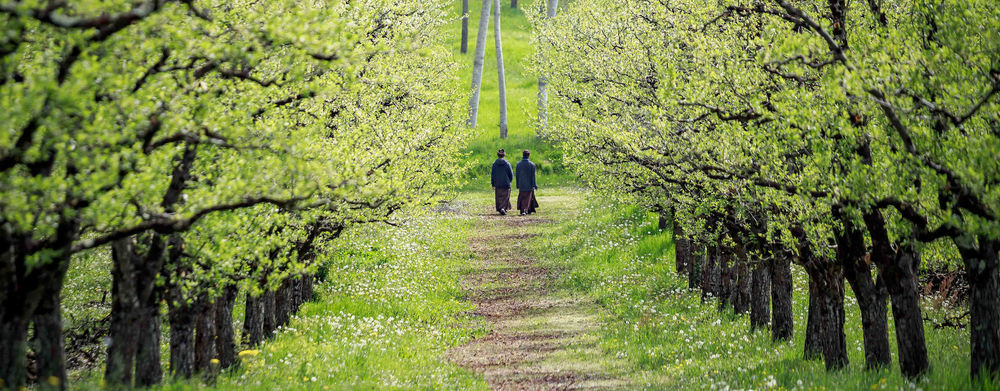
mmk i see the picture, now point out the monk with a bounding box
[515,149,539,215]
[490,149,513,215]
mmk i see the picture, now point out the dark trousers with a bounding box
[517,191,539,214]
[494,188,512,212]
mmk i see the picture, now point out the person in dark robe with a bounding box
[490,149,513,215]
[515,149,539,215]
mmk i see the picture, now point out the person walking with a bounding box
[491,149,514,215]
[515,149,539,215]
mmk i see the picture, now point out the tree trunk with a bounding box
[818,267,848,371]
[105,239,140,387]
[468,0,492,128]
[493,0,508,139]
[134,235,167,387]
[275,281,288,328]
[770,245,793,342]
[733,244,751,316]
[701,246,717,302]
[750,251,771,332]
[134,304,162,387]
[718,247,732,311]
[31,289,66,390]
[168,299,196,379]
[104,234,168,387]
[804,277,824,360]
[0,309,30,390]
[167,238,196,380]
[864,211,928,378]
[536,0,558,138]
[673,216,689,275]
[263,289,277,339]
[957,236,1000,380]
[836,217,891,370]
[195,294,216,373]
[795,225,848,370]
[1,226,75,390]
[461,0,469,54]
[302,274,314,304]
[216,285,238,369]
[242,292,265,347]
[688,243,702,290]
[511,0,517,8]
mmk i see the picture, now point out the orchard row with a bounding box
[534,0,999,382]
[1,1,466,389]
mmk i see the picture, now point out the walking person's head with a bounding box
[497,149,506,158]
[523,149,530,159]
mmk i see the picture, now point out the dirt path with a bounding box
[447,195,625,391]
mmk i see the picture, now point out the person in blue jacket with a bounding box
[490,149,514,215]
[515,149,539,215]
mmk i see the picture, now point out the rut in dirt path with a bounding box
[447,209,625,391]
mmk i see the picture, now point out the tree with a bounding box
[494,0,509,138]
[536,0,559,138]
[468,0,493,128]
[534,0,999,380]
[462,0,470,54]
[0,0,465,388]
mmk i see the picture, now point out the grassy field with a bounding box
[439,0,576,189]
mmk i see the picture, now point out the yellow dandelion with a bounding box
[48,376,60,387]
[210,358,220,365]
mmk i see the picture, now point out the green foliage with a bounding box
[532,0,999,254]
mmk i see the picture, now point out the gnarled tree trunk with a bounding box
[749,243,771,331]
[770,244,794,342]
[795,226,847,370]
[804,278,824,360]
[242,292,265,347]
[688,243,702,290]
[836,217,891,370]
[733,243,751,315]
[32,287,66,391]
[168,299,196,379]
[864,211,928,378]
[262,289,277,339]
[674,216,690,275]
[216,285,238,369]
[718,247,733,311]
[194,294,216,373]
[701,246,718,302]
[956,236,1000,380]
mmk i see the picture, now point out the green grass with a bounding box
[541,198,990,390]
[440,0,577,190]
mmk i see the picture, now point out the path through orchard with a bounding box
[447,192,628,391]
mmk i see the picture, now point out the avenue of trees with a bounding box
[0,0,465,389]
[534,0,999,381]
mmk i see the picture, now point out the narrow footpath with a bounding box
[447,193,626,391]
